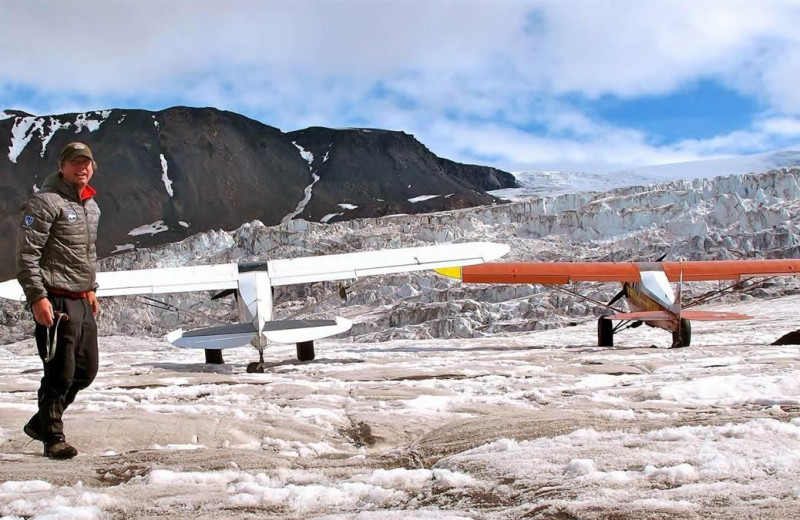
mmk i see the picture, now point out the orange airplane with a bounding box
[436,259,800,348]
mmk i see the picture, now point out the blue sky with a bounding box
[2,1,800,173]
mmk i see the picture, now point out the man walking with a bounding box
[16,142,101,459]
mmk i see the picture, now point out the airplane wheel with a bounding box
[297,341,315,361]
[204,349,224,364]
[671,318,692,348]
[598,317,614,347]
[246,362,265,373]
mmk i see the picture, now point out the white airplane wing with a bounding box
[266,242,510,286]
[0,242,509,302]
[0,263,241,302]
[0,279,26,302]
[96,264,240,297]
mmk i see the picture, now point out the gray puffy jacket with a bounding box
[16,172,101,304]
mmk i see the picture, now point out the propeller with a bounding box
[608,287,627,306]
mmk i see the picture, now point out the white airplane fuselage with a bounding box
[235,271,273,348]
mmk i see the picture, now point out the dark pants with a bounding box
[31,295,98,443]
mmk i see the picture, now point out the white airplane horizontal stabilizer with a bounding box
[262,317,352,343]
[166,323,258,349]
[166,317,353,348]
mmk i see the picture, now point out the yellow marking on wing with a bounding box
[434,267,462,279]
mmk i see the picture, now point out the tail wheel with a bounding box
[671,318,692,348]
[297,341,315,361]
[598,317,614,347]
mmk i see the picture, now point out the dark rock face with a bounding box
[772,329,800,345]
[0,107,516,279]
[286,127,517,222]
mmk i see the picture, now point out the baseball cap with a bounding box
[59,142,94,167]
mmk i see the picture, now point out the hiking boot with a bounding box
[44,440,78,459]
[23,419,42,441]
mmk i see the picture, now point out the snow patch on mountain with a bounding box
[73,111,110,133]
[321,212,342,223]
[111,244,135,254]
[128,221,170,236]
[37,118,70,157]
[283,173,321,224]
[293,141,314,168]
[4,111,112,163]
[160,154,173,197]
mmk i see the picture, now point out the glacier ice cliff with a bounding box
[1,169,799,345]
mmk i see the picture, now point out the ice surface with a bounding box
[1,167,800,518]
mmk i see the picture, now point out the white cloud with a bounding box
[756,117,800,137]
[519,2,789,98]
[2,1,800,171]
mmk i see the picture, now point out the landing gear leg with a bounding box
[598,317,614,347]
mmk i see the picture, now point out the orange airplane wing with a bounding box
[438,259,800,285]
[441,262,644,284]
[660,259,800,281]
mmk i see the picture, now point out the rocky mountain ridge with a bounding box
[0,107,516,279]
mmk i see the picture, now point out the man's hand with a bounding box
[32,298,54,327]
[87,291,99,316]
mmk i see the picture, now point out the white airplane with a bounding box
[1,242,509,371]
